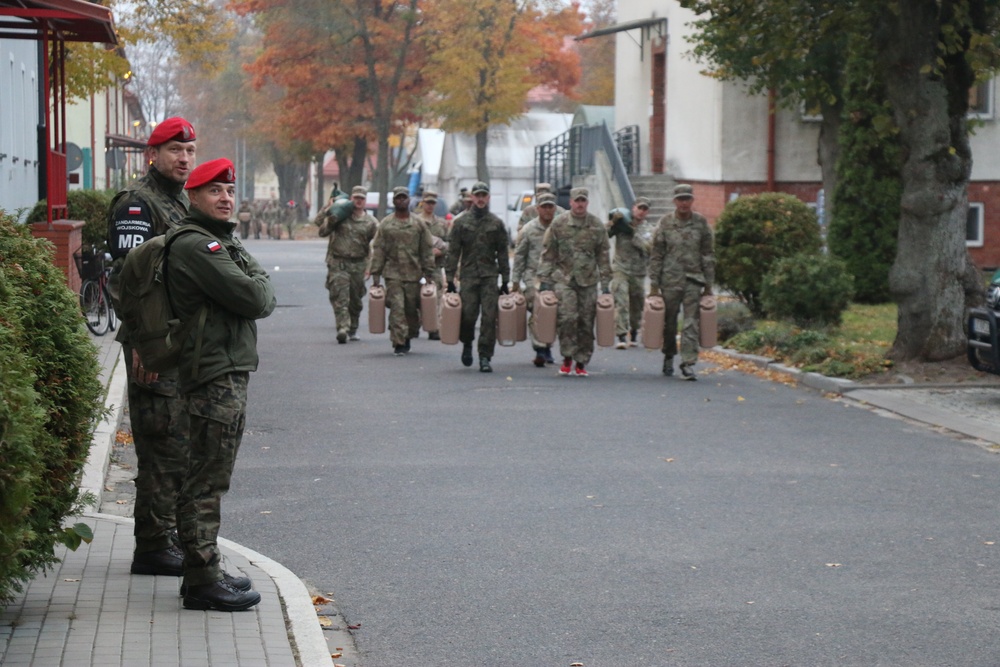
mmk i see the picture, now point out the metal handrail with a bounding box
[534,122,638,207]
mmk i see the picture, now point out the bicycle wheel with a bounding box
[104,283,118,332]
[81,279,110,335]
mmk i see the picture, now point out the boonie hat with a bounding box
[471,181,490,194]
[351,185,368,197]
[570,187,589,201]
[184,158,235,190]
[148,117,195,147]
[673,184,694,199]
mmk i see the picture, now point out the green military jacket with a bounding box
[537,211,611,290]
[415,211,450,269]
[445,207,510,283]
[318,209,377,262]
[511,217,551,288]
[607,216,657,277]
[369,214,436,282]
[166,209,276,392]
[648,211,715,291]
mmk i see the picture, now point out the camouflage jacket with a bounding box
[537,211,611,290]
[518,204,565,232]
[318,209,377,262]
[648,211,715,290]
[414,211,450,268]
[369,214,435,282]
[607,216,657,277]
[511,217,551,287]
[445,207,510,283]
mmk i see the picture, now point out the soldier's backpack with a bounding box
[116,226,215,373]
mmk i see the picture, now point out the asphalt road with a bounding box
[224,239,1000,667]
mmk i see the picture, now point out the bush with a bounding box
[25,189,114,252]
[761,252,855,327]
[0,212,103,606]
[714,192,822,316]
[716,299,755,343]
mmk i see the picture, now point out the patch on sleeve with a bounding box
[206,240,223,253]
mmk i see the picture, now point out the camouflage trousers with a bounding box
[612,271,645,336]
[459,276,499,359]
[386,279,421,346]
[522,286,544,350]
[662,280,703,365]
[128,372,189,554]
[177,372,248,586]
[555,283,598,365]
[326,257,368,335]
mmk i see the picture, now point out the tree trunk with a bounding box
[875,1,982,361]
[475,128,490,182]
[374,117,392,218]
[816,99,842,230]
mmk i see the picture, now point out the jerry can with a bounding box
[439,292,462,345]
[497,294,519,346]
[642,295,665,350]
[368,285,386,335]
[595,293,616,347]
[512,291,527,342]
[420,282,439,332]
[533,290,558,346]
[700,295,718,348]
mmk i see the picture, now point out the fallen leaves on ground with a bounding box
[115,429,133,445]
[701,350,799,387]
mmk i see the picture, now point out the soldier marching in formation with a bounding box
[607,196,656,349]
[511,191,558,367]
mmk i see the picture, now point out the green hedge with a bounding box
[761,252,856,327]
[25,189,113,252]
[0,213,103,607]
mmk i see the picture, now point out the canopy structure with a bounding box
[0,0,117,221]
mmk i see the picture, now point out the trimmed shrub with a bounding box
[714,192,822,316]
[761,252,855,327]
[25,189,114,252]
[0,212,103,606]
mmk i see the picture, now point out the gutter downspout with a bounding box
[767,88,776,192]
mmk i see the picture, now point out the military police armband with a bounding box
[108,200,153,260]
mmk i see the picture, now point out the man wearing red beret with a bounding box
[166,158,276,611]
[106,116,196,580]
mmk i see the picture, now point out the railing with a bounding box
[534,121,638,207]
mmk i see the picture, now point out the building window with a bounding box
[968,202,984,248]
[969,80,994,119]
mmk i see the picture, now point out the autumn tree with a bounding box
[575,0,616,106]
[422,0,584,181]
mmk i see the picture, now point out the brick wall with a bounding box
[682,181,823,225]
[968,182,1000,269]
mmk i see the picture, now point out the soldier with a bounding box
[648,184,715,380]
[445,181,510,373]
[165,158,276,611]
[607,196,656,349]
[414,189,449,340]
[318,186,378,343]
[537,187,611,377]
[236,200,252,239]
[511,192,558,366]
[369,186,436,356]
[106,116,196,579]
[449,187,469,216]
[517,182,565,232]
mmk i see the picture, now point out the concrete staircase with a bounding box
[630,174,677,222]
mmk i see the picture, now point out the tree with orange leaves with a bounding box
[422,0,583,181]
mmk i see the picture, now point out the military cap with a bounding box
[463,193,473,202]
[351,185,368,197]
[460,187,469,194]
[673,184,694,199]
[392,186,410,198]
[422,190,439,203]
[148,116,196,147]
[471,181,490,194]
[535,182,553,194]
[536,193,557,206]
[634,196,651,208]
[184,158,235,190]
[570,187,589,201]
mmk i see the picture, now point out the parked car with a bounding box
[504,190,534,245]
[968,277,1000,373]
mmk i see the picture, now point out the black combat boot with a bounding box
[479,356,493,373]
[130,545,184,576]
[461,343,473,367]
[182,579,261,612]
[662,356,674,377]
[181,571,253,596]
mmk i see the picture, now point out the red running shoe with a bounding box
[575,364,589,377]
[559,358,573,375]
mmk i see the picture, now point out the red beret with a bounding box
[184,158,236,190]
[147,116,196,147]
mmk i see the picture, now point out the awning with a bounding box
[575,17,666,42]
[0,0,117,44]
[106,134,148,151]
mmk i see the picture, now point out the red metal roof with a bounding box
[0,0,116,44]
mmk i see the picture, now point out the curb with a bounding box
[81,345,127,506]
[711,346,857,394]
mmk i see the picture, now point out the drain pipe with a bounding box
[767,88,776,191]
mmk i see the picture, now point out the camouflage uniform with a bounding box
[445,206,510,360]
[317,207,378,337]
[512,216,552,349]
[648,210,715,367]
[369,213,436,347]
[607,214,657,338]
[414,210,449,291]
[537,210,611,366]
[166,207,276,587]
[518,203,565,232]
[107,167,190,557]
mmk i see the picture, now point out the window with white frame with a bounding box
[969,80,994,119]
[967,202,984,248]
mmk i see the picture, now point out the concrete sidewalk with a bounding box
[0,333,333,667]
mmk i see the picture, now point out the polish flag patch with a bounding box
[128,206,142,215]
[206,241,222,253]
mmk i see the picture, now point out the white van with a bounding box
[505,190,534,245]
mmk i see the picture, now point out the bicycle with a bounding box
[76,250,118,335]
